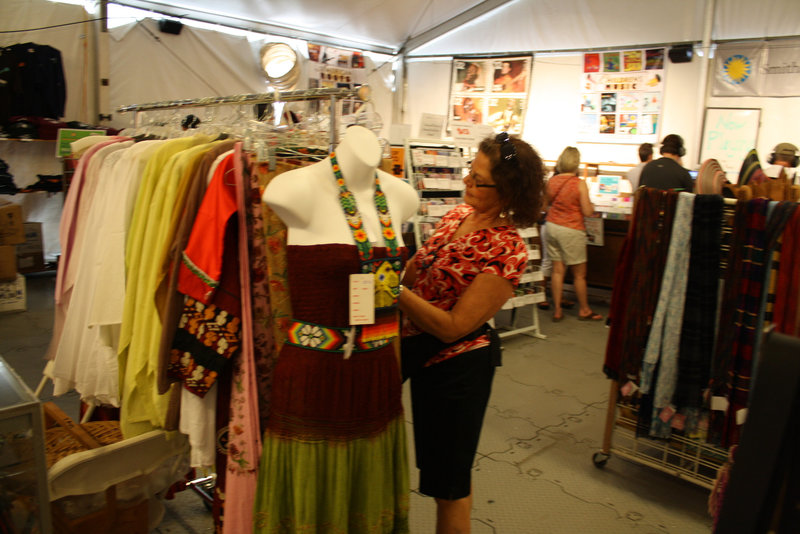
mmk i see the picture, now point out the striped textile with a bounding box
[710,198,769,447]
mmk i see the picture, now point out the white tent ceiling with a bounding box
[113,0,800,57]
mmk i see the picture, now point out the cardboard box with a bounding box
[0,274,26,313]
[0,203,25,245]
[0,245,16,282]
[17,222,43,255]
[16,222,45,273]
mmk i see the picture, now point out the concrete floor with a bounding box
[0,273,713,533]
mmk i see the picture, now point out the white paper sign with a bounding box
[419,113,446,138]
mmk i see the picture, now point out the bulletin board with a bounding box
[699,107,761,175]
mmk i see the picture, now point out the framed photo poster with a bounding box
[449,56,532,136]
[578,48,665,144]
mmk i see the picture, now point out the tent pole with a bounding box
[693,0,716,165]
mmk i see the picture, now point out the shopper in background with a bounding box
[399,132,544,534]
[626,142,653,190]
[763,142,799,184]
[639,134,694,191]
[544,146,602,322]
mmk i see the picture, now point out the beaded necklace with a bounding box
[331,151,403,308]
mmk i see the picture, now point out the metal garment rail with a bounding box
[591,196,739,489]
[115,86,369,148]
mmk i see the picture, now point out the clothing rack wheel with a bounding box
[591,378,727,489]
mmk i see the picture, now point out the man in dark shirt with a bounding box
[640,134,694,191]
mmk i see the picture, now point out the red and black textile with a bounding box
[265,244,407,442]
[761,202,798,328]
[710,198,769,447]
[772,207,800,337]
[674,195,723,410]
[603,188,678,383]
[169,220,241,396]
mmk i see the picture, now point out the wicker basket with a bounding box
[43,403,147,534]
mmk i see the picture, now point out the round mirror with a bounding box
[260,43,299,90]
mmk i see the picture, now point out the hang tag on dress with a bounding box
[349,273,375,325]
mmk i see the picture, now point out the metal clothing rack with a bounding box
[591,196,741,489]
[115,86,368,148]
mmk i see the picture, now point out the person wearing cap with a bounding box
[639,134,694,192]
[763,142,799,184]
[626,142,654,191]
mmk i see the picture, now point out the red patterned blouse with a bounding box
[406,204,528,365]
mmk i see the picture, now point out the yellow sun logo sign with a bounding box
[723,54,752,84]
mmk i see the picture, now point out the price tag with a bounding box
[711,396,729,412]
[736,408,748,425]
[658,405,676,423]
[349,274,374,325]
[670,413,686,430]
[620,381,639,397]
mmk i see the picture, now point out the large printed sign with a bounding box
[713,40,800,97]
[578,48,665,144]
[448,56,532,136]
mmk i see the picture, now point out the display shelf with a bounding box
[404,138,466,249]
[495,224,546,340]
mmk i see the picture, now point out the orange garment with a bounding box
[546,174,585,231]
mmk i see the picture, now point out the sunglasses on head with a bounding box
[495,132,517,163]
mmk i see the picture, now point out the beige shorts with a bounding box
[544,222,587,265]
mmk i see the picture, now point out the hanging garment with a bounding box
[253,244,410,533]
[772,207,800,337]
[749,201,797,375]
[155,140,236,395]
[168,151,240,470]
[45,137,129,364]
[640,192,694,438]
[673,195,723,419]
[710,198,770,447]
[221,146,272,534]
[50,140,134,403]
[3,42,66,120]
[604,188,678,383]
[118,135,213,437]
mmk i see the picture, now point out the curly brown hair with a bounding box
[477,134,545,228]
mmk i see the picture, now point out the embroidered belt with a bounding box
[286,317,398,353]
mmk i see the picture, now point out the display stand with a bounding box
[496,224,546,339]
[403,138,465,249]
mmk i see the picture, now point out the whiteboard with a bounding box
[699,107,761,176]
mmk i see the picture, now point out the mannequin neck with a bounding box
[333,125,381,193]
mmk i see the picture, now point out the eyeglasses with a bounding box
[496,131,517,163]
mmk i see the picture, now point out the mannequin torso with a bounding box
[263,125,418,247]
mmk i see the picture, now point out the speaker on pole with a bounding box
[668,44,693,63]
[158,19,183,35]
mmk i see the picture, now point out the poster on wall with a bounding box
[578,48,665,144]
[307,43,368,114]
[449,56,532,136]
